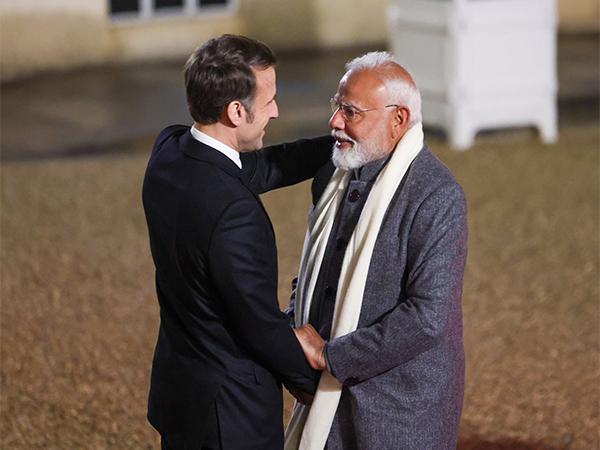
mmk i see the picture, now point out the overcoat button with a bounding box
[348,189,361,202]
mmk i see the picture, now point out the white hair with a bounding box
[345,51,422,126]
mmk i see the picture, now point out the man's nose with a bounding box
[271,101,279,119]
[329,108,344,130]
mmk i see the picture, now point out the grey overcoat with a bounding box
[309,146,467,450]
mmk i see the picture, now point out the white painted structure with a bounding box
[388,0,558,149]
[2,0,592,83]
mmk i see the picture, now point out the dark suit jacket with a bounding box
[142,125,332,449]
[305,146,467,450]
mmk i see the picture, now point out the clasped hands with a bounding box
[289,324,327,405]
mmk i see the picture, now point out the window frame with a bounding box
[109,0,238,22]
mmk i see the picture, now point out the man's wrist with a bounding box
[323,344,334,374]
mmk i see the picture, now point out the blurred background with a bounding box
[1,0,598,448]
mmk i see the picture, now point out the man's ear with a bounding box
[392,106,410,139]
[225,101,245,127]
[396,106,410,127]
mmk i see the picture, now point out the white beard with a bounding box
[331,131,387,170]
[332,141,370,170]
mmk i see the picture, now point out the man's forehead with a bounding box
[254,66,276,87]
[336,70,386,103]
[254,66,277,99]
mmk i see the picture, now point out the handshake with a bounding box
[289,324,328,405]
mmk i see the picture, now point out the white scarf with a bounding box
[285,123,424,450]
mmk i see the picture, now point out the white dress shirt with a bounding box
[190,125,242,169]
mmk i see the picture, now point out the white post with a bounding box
[184,0,196,15]
[140,0,153,19]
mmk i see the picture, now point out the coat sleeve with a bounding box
[241,136,333,194]
[208,196,318,393]
[325,182,468,385]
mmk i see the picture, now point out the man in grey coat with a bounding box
[287,52,467,450]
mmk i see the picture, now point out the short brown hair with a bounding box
[184,34,276,125]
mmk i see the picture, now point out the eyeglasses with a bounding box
[330,98,399,122]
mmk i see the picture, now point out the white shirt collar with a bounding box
[189,125,242,169]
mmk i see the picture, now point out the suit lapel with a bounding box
[182,130,276,239]
[181,130,242,179]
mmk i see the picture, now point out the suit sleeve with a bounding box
[208,196,318,393]
[241,136,334,194]
[325,182,468,385]
[284,277,298,326]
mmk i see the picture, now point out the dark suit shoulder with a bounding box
[191,152,251,198]
[180,159,256,232]
[159,124,189,138]
[152,124,189,155]
[144,128,254,238]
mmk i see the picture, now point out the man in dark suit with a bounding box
[142,35,331,449]
[287,52,467,449]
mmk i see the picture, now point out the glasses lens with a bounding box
[330,99,357,121]
[341,105,355,121]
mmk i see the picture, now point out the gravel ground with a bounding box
[1,124,598,449]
